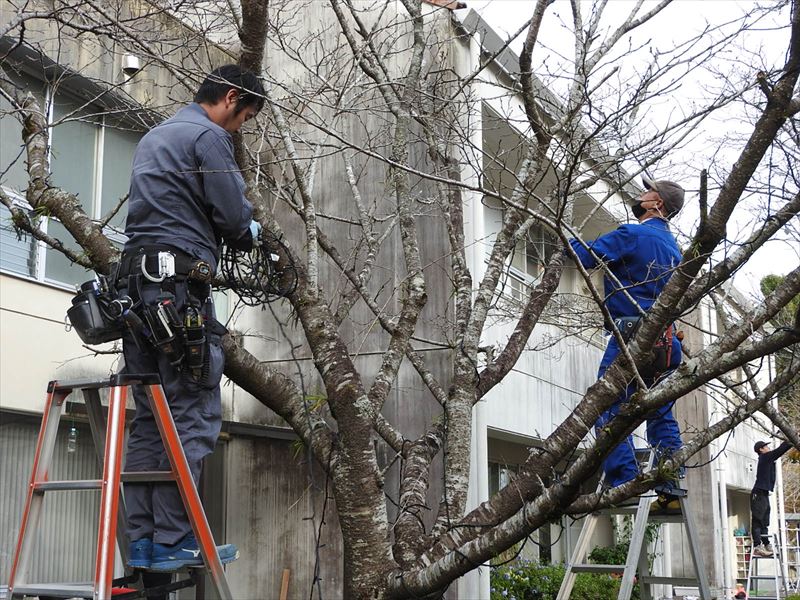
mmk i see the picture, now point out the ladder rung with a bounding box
[32,472,175,491]
[122,471,174,483]
[640,575,699,586]
[648,513,685,523]
[598,506,639,515]
[10,582,94,597]
[34,480,101,491]
[570,564,625,573]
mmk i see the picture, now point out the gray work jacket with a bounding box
[124,103,253,269]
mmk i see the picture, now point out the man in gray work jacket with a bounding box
[118,65,264,571]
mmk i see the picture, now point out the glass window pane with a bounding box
[511,239,525,273]
[44,219,92,287]
[0,73,46,193]
[101,125,141,230]
[50,98,98,213]
[0,203,36,276]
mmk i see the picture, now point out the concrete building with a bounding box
[0,2,791,599]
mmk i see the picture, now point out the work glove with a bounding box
[248,220,262,250]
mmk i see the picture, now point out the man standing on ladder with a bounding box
[751,439,793,557]
[116,65,264,571]
[569,178,686,512]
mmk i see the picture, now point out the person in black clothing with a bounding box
[750,439,793,557]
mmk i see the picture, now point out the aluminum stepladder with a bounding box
[6,373,234,600]
[786,523,800,592]
[556,459,711,600]
[746,533,789,599]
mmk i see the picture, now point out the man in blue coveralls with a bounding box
[569,178,686,512]
[117,65,264,571]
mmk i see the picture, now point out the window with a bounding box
[511,223,556,281]
[0,203,36,276]
[43,219,92,287]
[50,97,99,211]
[0,71,44,280]
[101,124,139,231]
[483,193,558,305]
[502,224,557,303]
[0,74,142,287]
[0,72,46,194]
[489,462,516,495]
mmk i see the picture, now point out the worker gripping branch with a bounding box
[117,65,264,572]
[751,439,793,557]
[569,178,686,513]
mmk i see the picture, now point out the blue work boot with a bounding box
[127,538,153,569]
[150,533,239,572]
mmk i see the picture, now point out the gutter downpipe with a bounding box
[705,298,732,596]
[458,19,490,600]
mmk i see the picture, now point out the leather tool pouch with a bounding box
[613,316,673,379]
[67,278,125,345]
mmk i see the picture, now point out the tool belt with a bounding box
[67,247,223,383]
[613,315,675,380]
[117,245,214,284]
[116,260,218,382]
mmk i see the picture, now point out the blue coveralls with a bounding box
[569,218,683,488]
[122,103,254,545]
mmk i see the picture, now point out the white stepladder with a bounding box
[746,533,789,600]
[556,462,711,600]
[6,373,234,600]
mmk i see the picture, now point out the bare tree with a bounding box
[1,0,800,597]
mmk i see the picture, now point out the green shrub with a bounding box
[588,541,630,565]
[490,561,620,600]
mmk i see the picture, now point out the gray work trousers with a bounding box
[121,280,224,546]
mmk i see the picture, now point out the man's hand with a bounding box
[248,220,262,250]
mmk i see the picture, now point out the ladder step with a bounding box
[570,563,625,573]
[648,513,686,523]
[10,582,94,598]
[34,480,101,491]
[122,471,174,483]
[32,472,174,491]
[598,508,686,522]
[640,576,700,586]
[598,506,639,515]
[48,373,160,393]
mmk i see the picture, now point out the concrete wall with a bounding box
[0,0,234,111]
[0,275,118,412]
[220,435,345,599]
